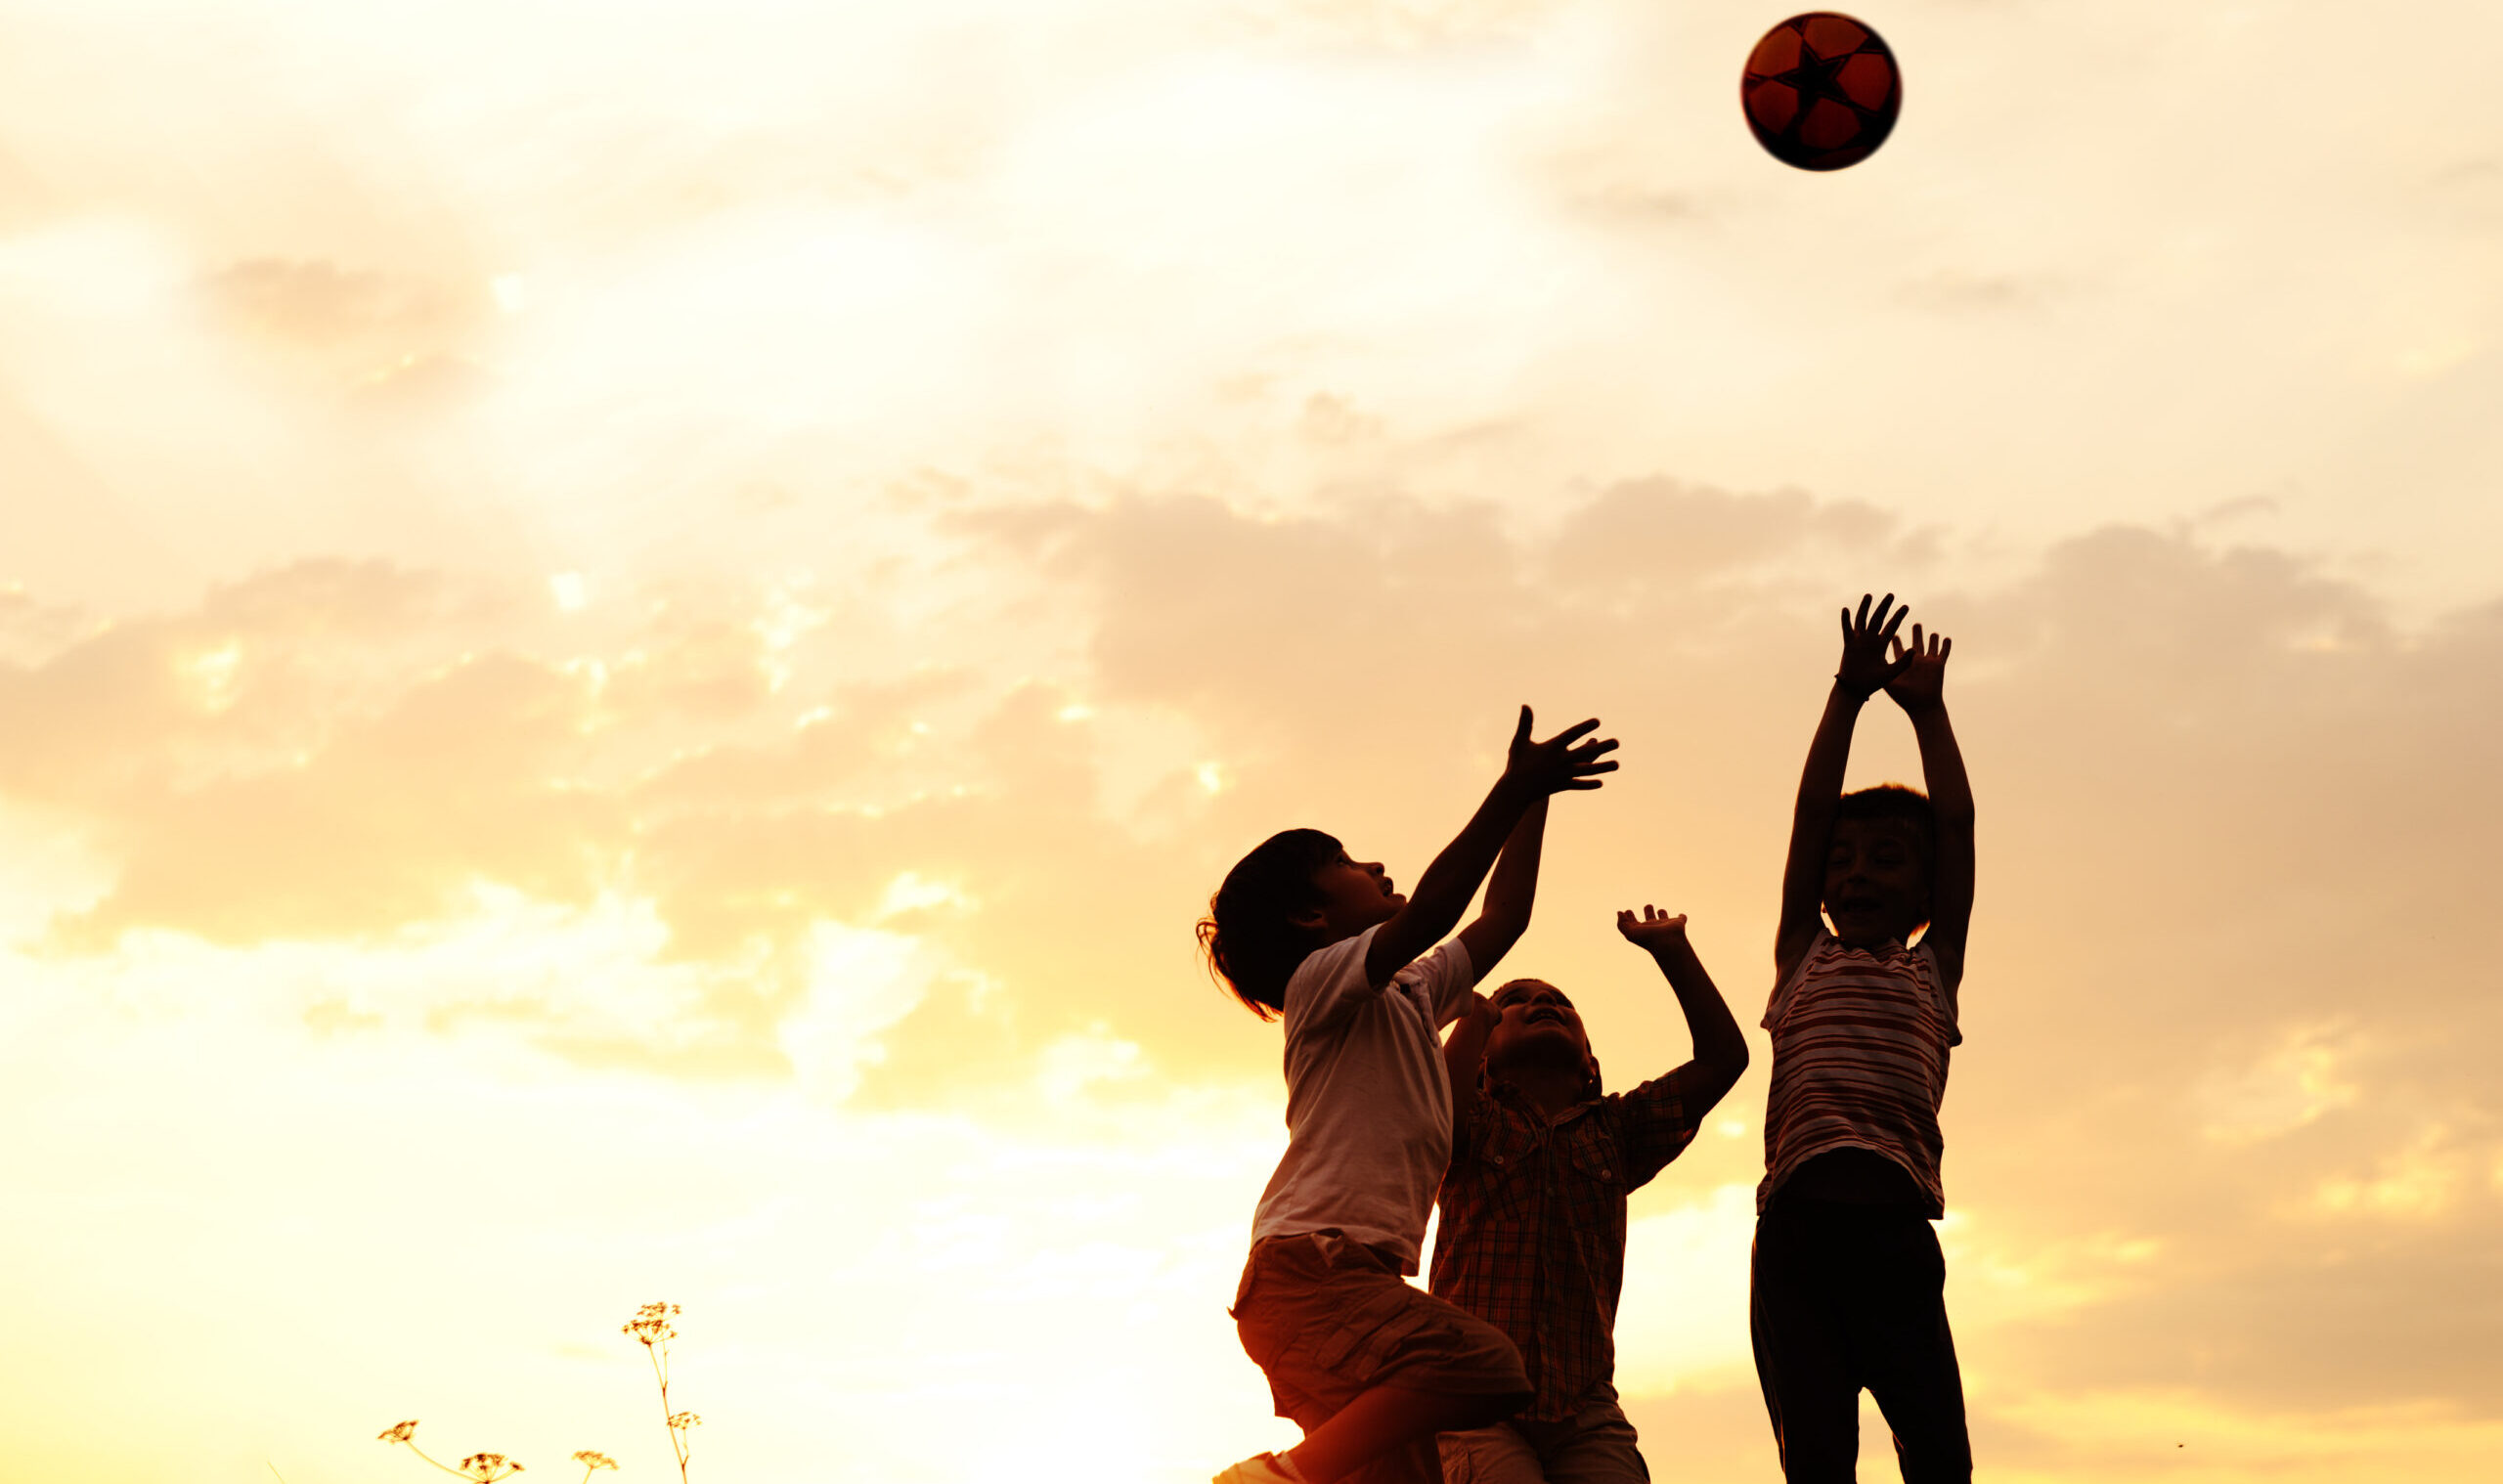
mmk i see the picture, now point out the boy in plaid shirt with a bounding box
[1430,906,1750,1483]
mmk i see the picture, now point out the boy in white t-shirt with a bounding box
[1200,707,1620,1484]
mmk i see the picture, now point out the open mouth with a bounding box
[1526,1006,1569,1026]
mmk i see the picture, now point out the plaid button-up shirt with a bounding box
[1428,1069,1704,1421]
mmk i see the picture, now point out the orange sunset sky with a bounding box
[2,2,2499,1481]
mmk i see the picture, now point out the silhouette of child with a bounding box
[1429,906,1750,1484]
[1753,594,1976,1483]
[1202,708,1619,1484]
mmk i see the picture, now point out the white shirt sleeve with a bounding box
[1285,927,1477,1034]
[1282,928,1377,1034]
[1404,938,1475,1029]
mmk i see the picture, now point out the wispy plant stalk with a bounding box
[377,1421,527,1482]
[624,1301,702,1483]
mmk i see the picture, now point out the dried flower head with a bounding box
[667,1413,702,1431]
[571,1453,617,1471]
[379,1420,421,1444]
[622,1302,680,1346]
[459,1453,525,1482]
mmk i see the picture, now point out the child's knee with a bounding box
[1458,1385,1533,1431]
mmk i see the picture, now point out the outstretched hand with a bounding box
[1885,623,1952,713]
[1504,706,1619,797]
[1615,904,1690,951]
[1835,592,1912,699]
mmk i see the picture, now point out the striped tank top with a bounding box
[1758,930,1962,1217]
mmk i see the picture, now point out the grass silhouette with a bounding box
[380,1302,698,1482]
[623,1303,702,1483]
[376,1420,525,1482]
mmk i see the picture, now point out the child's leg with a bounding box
[1536,1394,1649,1484]
[1436,1419,1543,1484]
[1289,1385,1517,1484]
[1751,1206,1864,1483]
[1233,1234,1531,1484]
[1853,1215,1971,1484]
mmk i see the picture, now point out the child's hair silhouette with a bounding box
[1831,784,1936,875]
[1199,827,1341,1019]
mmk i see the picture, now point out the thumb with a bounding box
[1513,705,1533,747]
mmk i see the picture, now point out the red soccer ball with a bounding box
[1742,13,1902,171]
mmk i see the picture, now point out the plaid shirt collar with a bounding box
[1483,1076,1599,1125]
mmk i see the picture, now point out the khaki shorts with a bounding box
[1233,1231,1531,1484]
[1439,1390,1649,1484]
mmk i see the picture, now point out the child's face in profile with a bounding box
[1822,818,1931,946]
[1295,848,1405,941]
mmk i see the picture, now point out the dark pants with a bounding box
[1749,1201,1971,1484]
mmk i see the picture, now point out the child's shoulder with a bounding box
[1284,927,1469,1034]
[1282,927,1374,1010]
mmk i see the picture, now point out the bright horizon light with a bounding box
[1,2,2499,1481]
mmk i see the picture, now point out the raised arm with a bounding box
[1619,907,1749,1111]
[1441,990,1499,1155]
[1885,625,1974,982]
[1457,797,1548,983]
[1366,708,1615,988]
[1777,595,1910,980]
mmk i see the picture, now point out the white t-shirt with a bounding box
[1249,924,1475,1274]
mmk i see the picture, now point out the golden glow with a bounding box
[1,1,2497,1481]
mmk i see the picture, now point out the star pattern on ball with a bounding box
[1741,13,1903,171]
[1775,39,1866,123]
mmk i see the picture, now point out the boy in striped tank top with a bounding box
[1753,593,1975,1484]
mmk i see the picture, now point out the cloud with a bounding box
[0,561,469,806]
[199,258,462,348]
[6,488,2501,1433]
[49,650,617,948]
[0,396,182,604]
[1544,477,1911,589]
[0,554,1222,1085]
[198,259,501,408]
[0,562,636,951]
[1895,268,2082,314]
[939,477,2503,1420]
[2197,1021,2361,1146]
[1227,0,1561,52]
[0,2,2496,1475]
